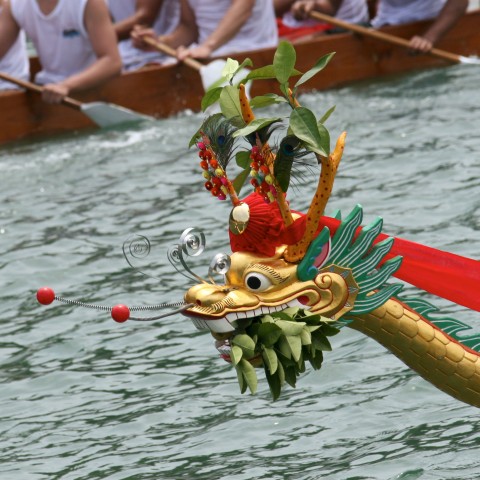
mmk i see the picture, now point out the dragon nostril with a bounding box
[298,295,310,305]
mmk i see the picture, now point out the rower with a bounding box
[371,0,469,53]
[107,0,180,71]
[275,0,370,41]
[132,0,278,60]
[0,1,29,90]
[0,0,122,104]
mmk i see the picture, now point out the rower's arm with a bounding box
[42,0,121,103]
[411,0,468,52]
[0,1,21,60]
[198,0,256,55]
[156,0,197,49]
[113,0,165,41]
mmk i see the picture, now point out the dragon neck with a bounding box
[346,297,480,408]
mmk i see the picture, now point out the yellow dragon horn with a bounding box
[284,131,346,263]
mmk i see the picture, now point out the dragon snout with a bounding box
[185,283,230,307]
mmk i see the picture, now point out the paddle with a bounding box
[0,72,152,128]
[320,216,480,312]
[142,37,239,91]
[308,11,480,65]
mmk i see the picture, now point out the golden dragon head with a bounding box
[35,43,404,399]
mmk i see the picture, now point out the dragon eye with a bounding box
[245,273,272,292]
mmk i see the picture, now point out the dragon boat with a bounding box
[37,42,480,408]
[2,9,480,146]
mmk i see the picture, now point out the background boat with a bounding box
[1,9,479,146]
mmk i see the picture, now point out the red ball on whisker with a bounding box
[111,304,130,323]
[37,287,55,305]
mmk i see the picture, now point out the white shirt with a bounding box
[371,0,447,27]
[11,0,96,84]
[107,0,180,71]
[187,0,278,56]
[0,30,30,90]
[283,0,369,28]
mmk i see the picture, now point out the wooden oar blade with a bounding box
[459,55,480,64]
[80,102,153,128]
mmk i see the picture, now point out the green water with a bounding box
[1,65,479,479]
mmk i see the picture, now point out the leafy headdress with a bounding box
[190,41,344,262]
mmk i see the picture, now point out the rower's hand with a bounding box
[291,0,315,20]
[409,35,433,53]
[177,44,213,60]
[42,83,70,104]
[131,25,157,51]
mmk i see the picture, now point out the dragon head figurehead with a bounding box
[177,62,405,392]
[36,44,480,405]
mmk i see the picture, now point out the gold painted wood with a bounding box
[348,299,480,407]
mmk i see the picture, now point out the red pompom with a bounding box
[37,287,55,305]
[111,304,130,323]
[229,193,306,257]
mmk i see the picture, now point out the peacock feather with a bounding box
[199,113,237,169]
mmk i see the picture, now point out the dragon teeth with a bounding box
[190,300,312,333]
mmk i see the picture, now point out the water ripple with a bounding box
[0,64,479,478]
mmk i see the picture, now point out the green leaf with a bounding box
[318,105,336,125]
[277,336,292,359]
[243,64,277,81]
[309,350,324,370]
[222,58,240,80]
[262,346,278,374]
[317,122,331,157]
[285,335,302,362]
[219,85,242,120]
[232,333,256,358]
[274,41,297,84]
[275,319,306,336]
[265,365,282,400]
[257,323,283,347]
[232,117,282,138]
[242,64,302,84]
[300,328,312,346]
[277,360,285,385]
[278,307,300,317]
[250,94,288,109]
[235,151,251,169]
[289,107,328,157]
[188,127,201,148]
[270,310,296,321]
[201,87,222,111]
[283,365,297,388]
[235,364,247,393]
[311,330,333,351]
[294,52,335,88]
[239,359,258,394]
[231,167,250,196]
[229,345,243,366]
[232,58,253,83]
[321,324,341,336]
[279,82,290,100]
[261,314,275,323]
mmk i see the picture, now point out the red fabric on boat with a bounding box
[320,216,480,312]
[276,18,331,41]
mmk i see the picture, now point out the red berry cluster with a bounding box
[197,141,228,200]
[249,146,277,203]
